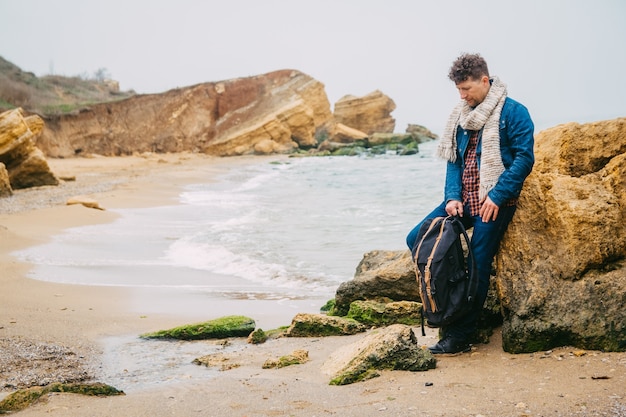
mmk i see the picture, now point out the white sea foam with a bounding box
[13,141,445,299]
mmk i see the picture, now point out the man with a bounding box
[406,53,535,354]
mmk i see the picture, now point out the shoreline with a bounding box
[0,152,305,394]
[1,153,625,416]
[1,151,312,329]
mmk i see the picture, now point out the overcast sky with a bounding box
[1,0,624,135]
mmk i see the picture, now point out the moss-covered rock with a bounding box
[320,298,335,313]
[0,382,123,413]
[330,365,381,385]
[140,315,256,340]
[247,328,268,344]
[283,313,367,337]
[262,349,309,369]
[324,324,436,385]
[367,133,415,146]
[347,300,422,326]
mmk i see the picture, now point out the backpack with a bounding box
[411,215,478,336]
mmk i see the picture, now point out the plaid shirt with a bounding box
[462,131,481,216]
[462,130,517,216]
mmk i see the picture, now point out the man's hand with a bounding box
[479,196,500,222]
[445,200,464,217]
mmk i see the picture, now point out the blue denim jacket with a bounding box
[443,97,535,207]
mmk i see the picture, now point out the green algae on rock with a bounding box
[247,328,268,344]
[283,313,367,337]
[0,382,124,414]
[140,315,256,340]
[346,300,422,326]
[262,349,309,369]
[324,324,436,386]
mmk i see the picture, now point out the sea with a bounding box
[12,139,446,391]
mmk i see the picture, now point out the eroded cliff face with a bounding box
[496,117,626,353]
[36,70,333,157]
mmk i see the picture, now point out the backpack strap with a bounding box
[413,216,445,309]
[414,216,446,336]
[423,218,448,314]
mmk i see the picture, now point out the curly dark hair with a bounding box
[448,53,489,83]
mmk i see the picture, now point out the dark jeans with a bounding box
[406,201,517,341]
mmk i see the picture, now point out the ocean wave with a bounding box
[14,144,444,298]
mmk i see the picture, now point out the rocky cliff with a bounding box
[36,70,333,157]
[0,58,426,160]
[33,70,407,158]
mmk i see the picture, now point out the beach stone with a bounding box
[66,196,105,210]
[247,328,268,344]
[322,324,436,385]
[262,349,309,369]
[192,353,240,371]
[496,117,626,353]
[283,313,367,337]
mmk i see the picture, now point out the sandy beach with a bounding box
[1,153,625,417]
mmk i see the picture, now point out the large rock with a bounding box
[7,147,58,189]
[0,108,58,191]
[334,250,420,316]
[333,90,396,135]
[322,324,436,385]
[496,117,626,353]
[37,70,333,157]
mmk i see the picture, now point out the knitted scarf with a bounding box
[437,76,507,201]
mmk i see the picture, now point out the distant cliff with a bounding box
[35,70,332,157]
[1,57,433,158]
[36,70,423,158]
